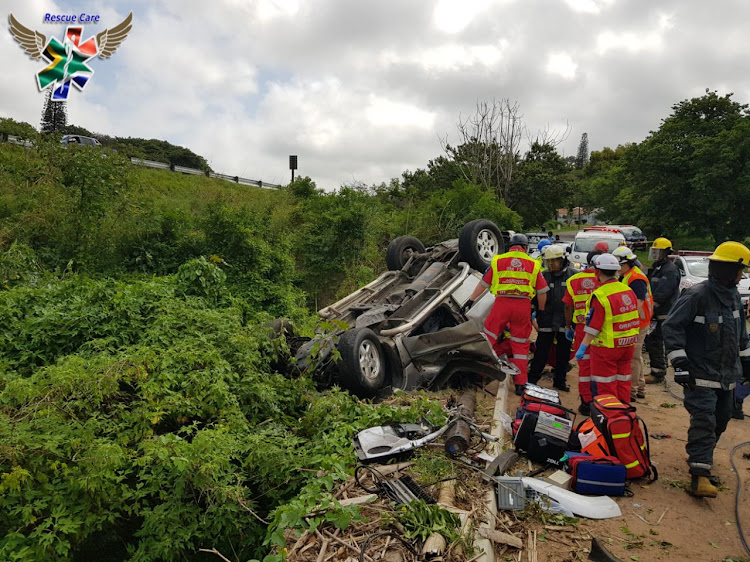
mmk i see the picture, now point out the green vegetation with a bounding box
[2,87,749,560]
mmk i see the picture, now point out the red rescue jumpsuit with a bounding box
[584,279,640,403]
[563,270,599,403]
[480,246,548,386]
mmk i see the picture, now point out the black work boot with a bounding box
[732,399,745,420]
[578,398,591,417]
[645,370,666,384]
[690,475,718,498]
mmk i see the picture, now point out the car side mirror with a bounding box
[566,245,572,253]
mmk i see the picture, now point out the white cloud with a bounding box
[366,95,436,129]
[546,52,577,80]
[596,12,675,55]
[564,0,615,15]
[2,0,750,190]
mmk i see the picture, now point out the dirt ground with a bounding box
[511,364,750,562]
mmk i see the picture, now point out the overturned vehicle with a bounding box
[276,220,520,398]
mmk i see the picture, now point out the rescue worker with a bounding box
[645,237,681,383]
[536,239,552,262]
[529,245,576,391]
[613,246,654,401]
[465,233,549,396]
[563,250,604,415]
[663,241,750,498]
[575,253,640,404]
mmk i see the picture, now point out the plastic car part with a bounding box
[459,219,505,270]
[386,236,426,271]
[521,477,622,519]
[352,422,454,462]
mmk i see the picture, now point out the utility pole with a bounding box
[289,155,297,182]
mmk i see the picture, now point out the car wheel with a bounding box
[337,328,387,398]
[459,219,504,270]
[385,236,426,271]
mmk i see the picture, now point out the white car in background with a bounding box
[567,229,626,270]
[671,251,750,314]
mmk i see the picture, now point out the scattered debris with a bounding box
[650,433,671,440]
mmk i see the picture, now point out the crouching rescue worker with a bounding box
[465,233,548,396]
[575,253,640,404]
[529,244,576,391]
[663,241,750,498]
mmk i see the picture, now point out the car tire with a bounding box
[459,219,504,270]
[337,328,387,398]
[385,236,426,271]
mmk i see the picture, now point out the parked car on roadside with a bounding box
[567,229,626,270]
[584,225,647,250]
[671,251,750,313]
[524,232,551,255]
[272,220,519,398]
[61,134,102,147]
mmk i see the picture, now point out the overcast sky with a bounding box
[3,0,749,189]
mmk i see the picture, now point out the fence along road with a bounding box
[1,133,282,190]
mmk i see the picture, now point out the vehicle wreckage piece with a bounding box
[353,422,452,462]
[521,477,622,519]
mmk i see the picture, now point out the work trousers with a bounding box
[590,345,635,404]
[630,329,647,399]
[683,386,734,476]
[529,330,571,387]
[484,296,532,386]
[572,324,592,403]
[645,320,666,375]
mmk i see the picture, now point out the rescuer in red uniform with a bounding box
[575,253,640,404]
[465,233,549,396]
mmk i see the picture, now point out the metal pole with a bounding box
[291,169,295,182]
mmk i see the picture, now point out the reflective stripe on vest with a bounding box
[567,270,598,324]
[591,281,641,348]
[490,251,540,298]
[622,265,654,329]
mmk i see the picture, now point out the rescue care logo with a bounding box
[8,11,132,100]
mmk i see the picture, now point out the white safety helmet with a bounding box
[594,253,622,271]
[612,246,637,263]
[542,244,566,260]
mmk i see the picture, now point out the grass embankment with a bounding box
[0,142,521,561]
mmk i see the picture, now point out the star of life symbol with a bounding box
[9,13,132,101]
[582,278,595,290]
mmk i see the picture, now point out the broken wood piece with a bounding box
[476,527,524,549]
[370,462,413,475]
[315,539,330,562]
[320,529,375,562]
[438,479,456,506]
[287,530,311,558]
[338,494,377,507]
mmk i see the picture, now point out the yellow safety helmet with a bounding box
[651,237,672,250]
[708,241,750,267]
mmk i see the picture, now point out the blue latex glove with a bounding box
[565,327,575,342]
[531,311,537,322]
[575,343,589,361]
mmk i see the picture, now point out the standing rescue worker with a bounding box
[613,246,654,401]
[563,250,604,415]
[465,233,549,396]
[663,241,750,498]
[575,254,640,404]
[645,237,681,383]
[529,245,576,391]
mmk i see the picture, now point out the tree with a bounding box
[443,99,525,203]
[575,133,589,169]
[624,91,750,242]
[40,88,67,134]
[511,142,571,228]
